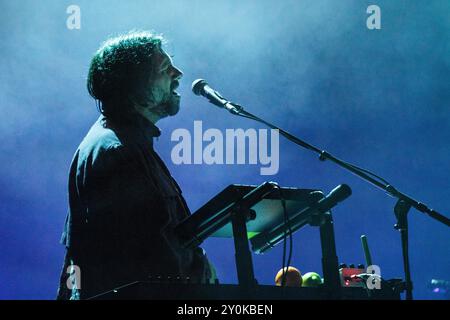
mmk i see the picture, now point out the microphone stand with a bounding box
[225,103,450,300]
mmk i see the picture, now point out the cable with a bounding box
[279,187,293,287]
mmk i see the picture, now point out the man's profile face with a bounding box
[144,49,183,119]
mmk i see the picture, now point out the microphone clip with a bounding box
[224,102,243,115]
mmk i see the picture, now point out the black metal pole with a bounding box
[318,212,342,297]
[394,199,413,300]
[231,208,257,287]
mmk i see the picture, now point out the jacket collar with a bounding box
[100,112,161,144]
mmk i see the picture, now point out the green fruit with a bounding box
[302,272,323,287]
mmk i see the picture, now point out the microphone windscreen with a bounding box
[191,79,207,96]
[328,184,352,203]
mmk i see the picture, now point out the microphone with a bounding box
[315,184,352,213]
[191,79,242,114]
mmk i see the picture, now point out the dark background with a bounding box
[0,0,449,299]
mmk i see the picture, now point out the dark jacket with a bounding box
[57,114,212,300]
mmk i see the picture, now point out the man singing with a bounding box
[57,31,215,300]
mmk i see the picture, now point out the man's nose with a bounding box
[171,65,183,80]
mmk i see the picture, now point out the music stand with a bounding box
[175,182,322,287]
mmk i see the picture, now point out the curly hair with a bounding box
[87,30,165,118]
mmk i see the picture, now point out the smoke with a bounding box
[0,0,449,299]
